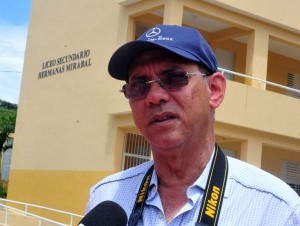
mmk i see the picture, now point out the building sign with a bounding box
[38,49,92,79]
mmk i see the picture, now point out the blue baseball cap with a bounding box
[108,24,218,81]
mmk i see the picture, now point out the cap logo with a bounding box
[144,27,174,42]
[145,27,161,37]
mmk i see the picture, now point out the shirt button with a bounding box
[159,212,164,219]
[152,186,157,193]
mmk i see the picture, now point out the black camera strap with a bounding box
[196,144,228,226]
[128,144,228,226]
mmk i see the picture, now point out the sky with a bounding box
[0,0,31,104]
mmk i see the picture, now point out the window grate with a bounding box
[287,73,300,99]
[281,160,300,196]
[288,183,300,196]
[122,133,151,170]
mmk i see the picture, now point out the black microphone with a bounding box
[78,201,128,226]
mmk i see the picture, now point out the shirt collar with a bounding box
[146,149,214,199]
[192,148,215,190]
[136,146,230,198]
[191,147,230,198]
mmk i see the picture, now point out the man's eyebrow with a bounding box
[160,66,183,73]
[128,74,148,81]
[129,66,186,80]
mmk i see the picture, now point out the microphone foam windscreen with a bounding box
[79,200,127,226]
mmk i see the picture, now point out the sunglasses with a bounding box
[121,70,208,100]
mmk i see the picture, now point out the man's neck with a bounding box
[151,142,214,223]
[153,141,214,188]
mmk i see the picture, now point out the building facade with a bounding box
[8,0,300,221]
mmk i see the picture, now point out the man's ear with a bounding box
[207,72,226,109]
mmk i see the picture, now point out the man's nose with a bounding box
[145,80,170,105]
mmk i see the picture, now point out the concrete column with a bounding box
[245,28,269,89]
[163,0,183,25]
[240,140,263,168]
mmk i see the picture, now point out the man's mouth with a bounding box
[154,115,175,123]
[149,113,177,125]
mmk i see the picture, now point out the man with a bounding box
[85,25,300,225]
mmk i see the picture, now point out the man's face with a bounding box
[128,49,218,152]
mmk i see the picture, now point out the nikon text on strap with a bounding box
[128,144,228,226]
[196,144,228,226]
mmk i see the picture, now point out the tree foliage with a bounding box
[0,99,17,184]
[0,99,17,152]
[0,99,17,110]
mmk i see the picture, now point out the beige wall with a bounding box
[8,0,300,218]
[262,146,300,178]
[208,0,300,32]
[8,170,112,223]
[13,0,123,171]
[268,52,300,94]
[9,0,125,216]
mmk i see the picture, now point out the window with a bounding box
[223,149,236,158]
[122,132,151,170]
[215,49,235,80]
[281,160,300,196]
[287,73,300,98]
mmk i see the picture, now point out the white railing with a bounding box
[218,67,300,96]
[0,198,83,226]
[0,203,66,226]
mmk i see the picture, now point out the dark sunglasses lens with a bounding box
[161,71,189,89]
[124,82,148,99]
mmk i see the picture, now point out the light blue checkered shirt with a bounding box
[86,151,300,225]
